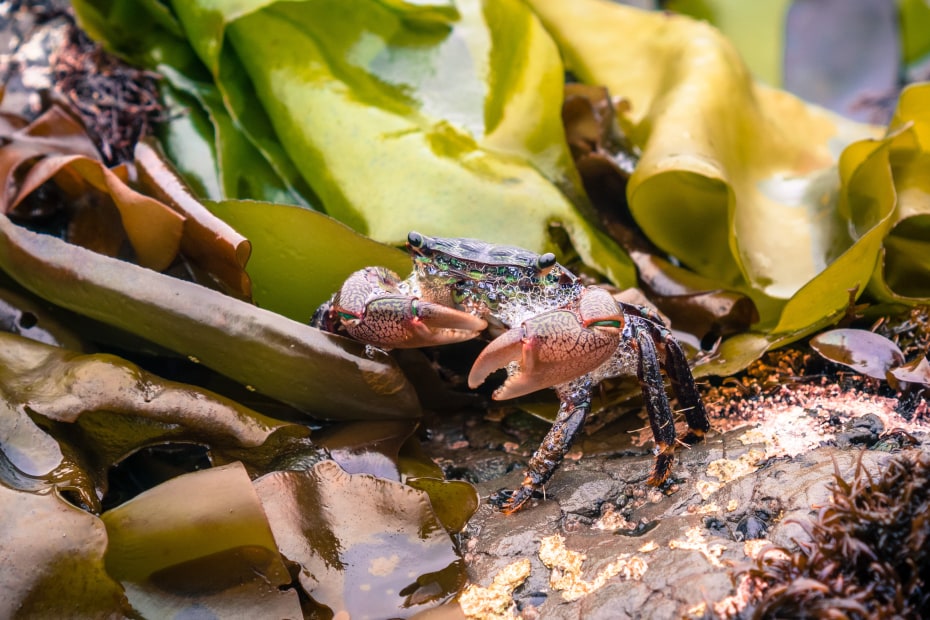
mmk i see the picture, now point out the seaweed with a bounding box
[741,450,930,618]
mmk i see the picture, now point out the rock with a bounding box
[422,393,929,618]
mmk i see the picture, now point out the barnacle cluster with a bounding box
[741,450,930,618]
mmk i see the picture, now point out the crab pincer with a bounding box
[323,267,486,349]
[467,287,624,399]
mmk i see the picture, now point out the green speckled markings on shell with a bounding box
[405,231,582,327]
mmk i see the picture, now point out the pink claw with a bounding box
[332,267,486,349]
[342,296,486,349]
[468,304,621,400]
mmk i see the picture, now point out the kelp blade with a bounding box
[0,214,419,420]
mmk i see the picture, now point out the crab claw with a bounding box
[342,296,487,349]
[468,288,623,399]
[333,267,486,349]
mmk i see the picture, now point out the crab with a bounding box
[312,232,710,513]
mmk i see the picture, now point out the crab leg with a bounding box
[661,332,710,443]
[626,311,710,443]
[630,318,678,486]
[499,382,593,514]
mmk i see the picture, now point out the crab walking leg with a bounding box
[660,333,710,442]
[500,382,593,514]
[631,321,679,486]
[617,301,666,327]
[628,314,710,443]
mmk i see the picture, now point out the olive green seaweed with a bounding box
[0,214,419,419]
[72,0,638,291]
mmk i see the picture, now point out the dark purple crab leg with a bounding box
[628,316,679,486]
[661,334,710,443]
[625,309,710,443]
[499,381,593,514]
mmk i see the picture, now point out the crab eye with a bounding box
[536,253,556,271]
[407,231,425,249]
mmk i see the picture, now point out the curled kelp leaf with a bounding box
[0,103,100,208]
[810,328,905,381]
[0,213,418,419]
[889,356,930,396]
[11,153,184,270]
[254,460,466,618]
[102,462,302,619]
[868,86,930,303]
[1,104,256,296]
[561,83,758,344]
[134,139,253,298]
[0,484,131,618]
[888,356,930,392]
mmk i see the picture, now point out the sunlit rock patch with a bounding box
[458,559,531,620]
[538,534,648,602]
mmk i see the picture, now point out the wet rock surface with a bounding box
[423,398,929,619]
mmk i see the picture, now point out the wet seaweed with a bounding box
[741,449,930,618]
[53,22,166,165]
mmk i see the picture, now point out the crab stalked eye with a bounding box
[588,319,622,328]
[536,252,556,272]
[407,231,425,248]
